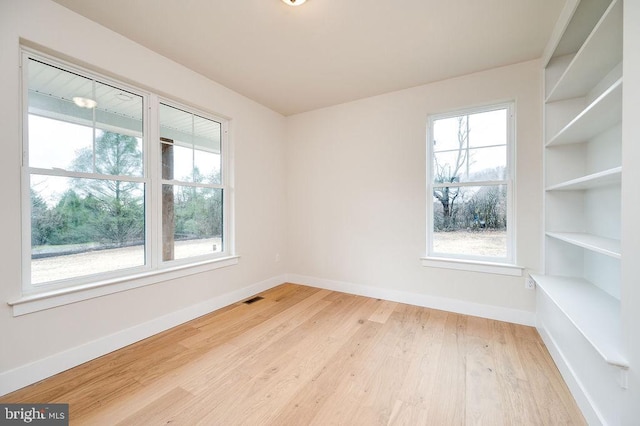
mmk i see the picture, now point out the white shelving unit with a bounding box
[545,0,623,103]
[532,274,625,367]
[546,78,622,147]
[536,0,626,423]
[546,231,621,258]
[545,166,621,191]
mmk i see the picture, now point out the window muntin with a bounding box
[427,104,514,263]
[23,52,230,293]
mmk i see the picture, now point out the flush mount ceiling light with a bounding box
[281,0,306,6]
[72,96,97,109]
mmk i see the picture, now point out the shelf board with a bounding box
[546,232,621,258]
[547,78,622,147]
[545,0,611,61]
[531,274,627,368]
[546,0,622,103]
[546,166,621,191]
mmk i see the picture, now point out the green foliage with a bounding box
[174,185,222,240]
[31,189,62,245]
[31,130,222,250]
[69,131,144,246]
[30,130,144,248]
[48,190,99,244]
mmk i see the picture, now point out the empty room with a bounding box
[0,0,638,424]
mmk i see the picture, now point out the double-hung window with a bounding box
[159,103,225,261]
[22,51,231,295]
[426,103,514,264]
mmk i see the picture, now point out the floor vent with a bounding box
[243,296,264,305]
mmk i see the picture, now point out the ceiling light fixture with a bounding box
[72,96,97,109]
[281,0,306,6]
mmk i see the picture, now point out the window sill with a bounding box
[8,256,240,316]
[420,257,523,276]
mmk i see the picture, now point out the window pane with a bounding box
[193,114,222,184]
[28,59,94,130]
[433,116,465,153]
[160,104,221,184]
[432,107,508,184]
[27,59,144,176]
[28,115,93,171]
[87,130,143,177]
[194,149,221,184]
[467,146,506,180]
[467,109,507,148]
[94,81,143,136]
[30,174,145,284]
[432,184,507,258]
[162,185,223,261]
[433,150,465,184]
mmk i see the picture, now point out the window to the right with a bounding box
[427,103,514,263]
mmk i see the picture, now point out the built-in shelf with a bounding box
[538,0,627,419]
[547,78,622,147]
[531,274,627,368]
[546,0,611,61]
[546,0,622,103]
[546,232,621,258]
[546,166,621,191]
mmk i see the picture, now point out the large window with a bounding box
[22,51,230,293]
[427,103,514,263]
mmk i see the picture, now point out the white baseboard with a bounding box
[0,274,286,397]
[286,273,536,326]
[536,319,604,425]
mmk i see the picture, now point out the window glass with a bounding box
[162,185,223,261]
[429,105,512,261]
[26,57,146,286]
[30,175,145,284]
[432,110,507,183]
[432,184,507,258]
[160,103,224,262]
[159,104,221,184]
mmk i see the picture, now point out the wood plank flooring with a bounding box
[1,284,585,425]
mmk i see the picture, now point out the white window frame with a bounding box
[13,48,236,315]
[423,102,519,274]
[155,98,232,268]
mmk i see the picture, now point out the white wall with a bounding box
[0,0,287,390]
[286,60,542,320]
[621,0,640,421]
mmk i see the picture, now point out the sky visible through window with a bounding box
[29,115,220,207]
[432,108,507,182]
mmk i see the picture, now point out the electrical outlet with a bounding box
[525,275,536,290]
[275,253,280,262]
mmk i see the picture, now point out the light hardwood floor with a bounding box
[1,284,585,425]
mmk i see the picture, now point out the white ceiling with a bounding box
[51,0,565,116]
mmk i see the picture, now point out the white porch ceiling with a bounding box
[51,0,565,116]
